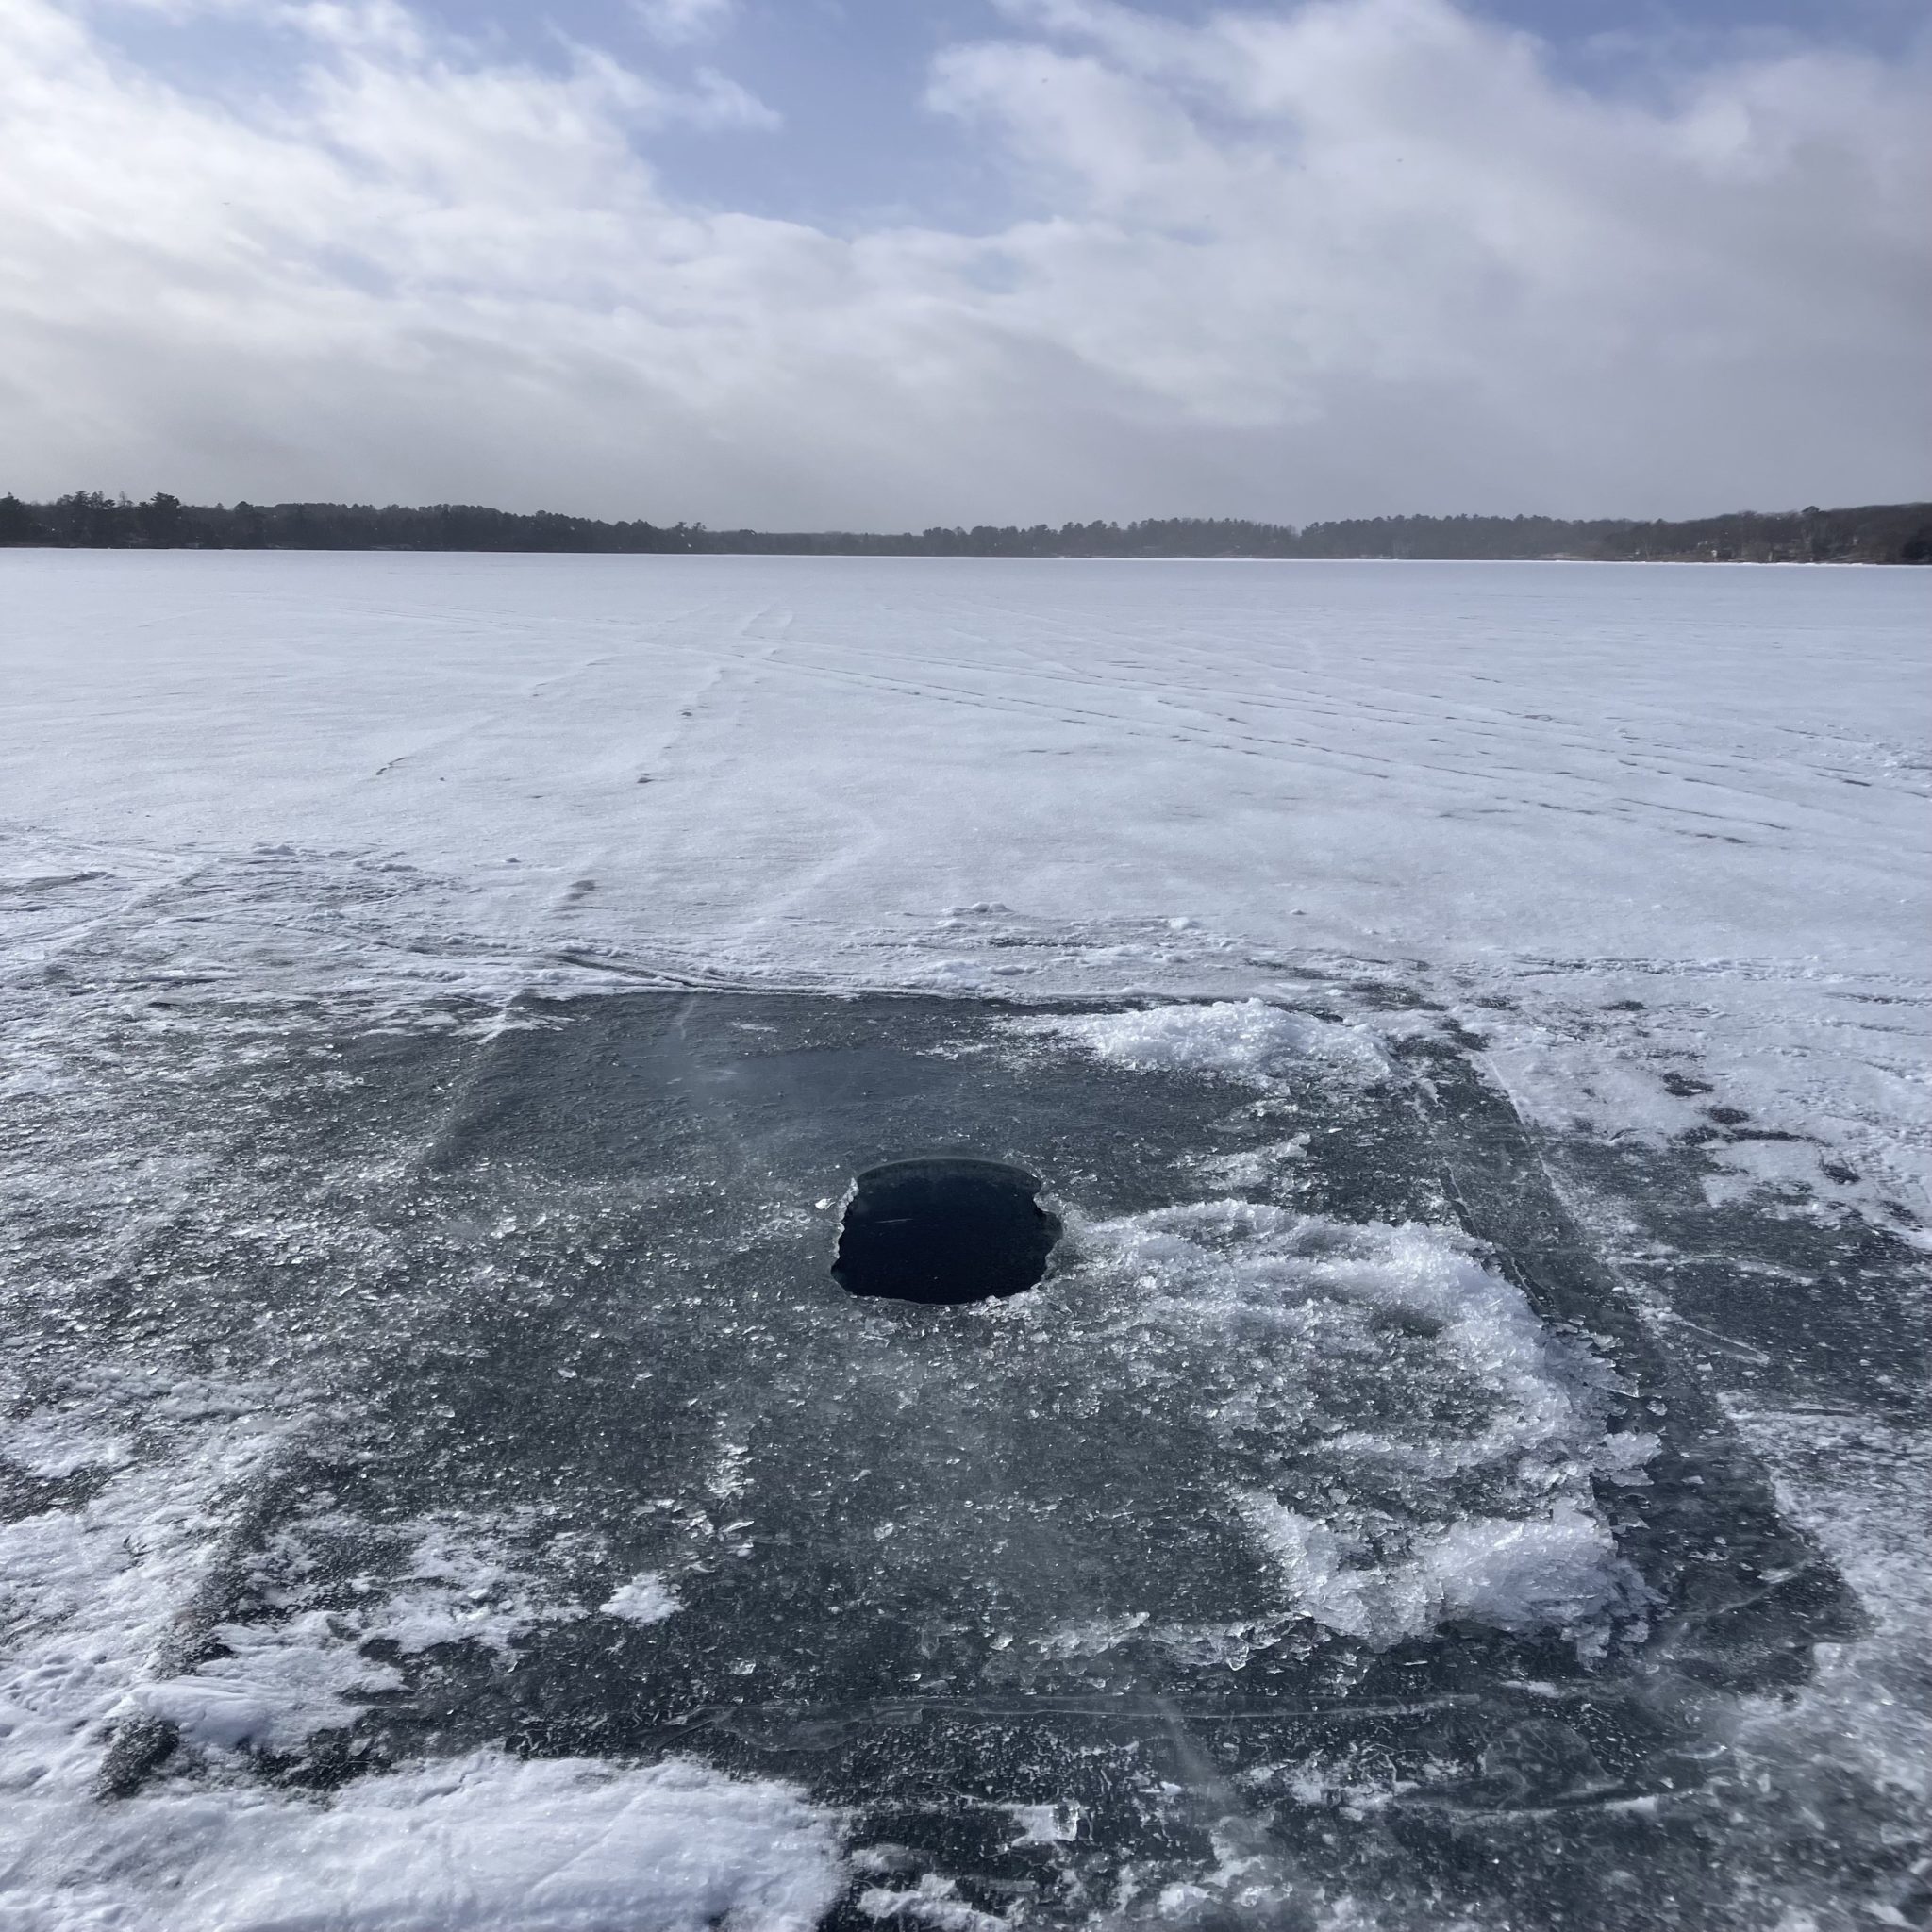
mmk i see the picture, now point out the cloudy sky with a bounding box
[3,0,1925,526]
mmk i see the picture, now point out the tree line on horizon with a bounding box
[2,490,1927,564]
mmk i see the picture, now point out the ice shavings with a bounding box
[1,1750,844,1932]
[1192,1135,1310,1192]
[1011,999,1387,1086]
[602,1572,680,1624]
[857,1873,1010,1931]
[1238,1747,1442,1822]
[1239,1497,1629,1650]
[1053,1202,1653,1657]
[1004,1801,1084,1845]
[1031,1611,1149,1660]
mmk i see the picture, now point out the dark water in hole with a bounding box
[833,1157,1059,1305]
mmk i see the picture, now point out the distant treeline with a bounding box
[4,490,1927,563]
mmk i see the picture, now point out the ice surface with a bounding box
[2,552,1924,1210]
[1,555,1927,1928]
[2,553,1925,1193]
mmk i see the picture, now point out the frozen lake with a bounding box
[4,552,1926,988]
[1,555,1927,1927]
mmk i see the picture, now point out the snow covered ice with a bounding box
[1,554,1927,1929]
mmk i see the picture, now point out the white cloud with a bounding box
[0,0,1924,525]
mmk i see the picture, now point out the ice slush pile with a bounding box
[1041,1200,1655,1659]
